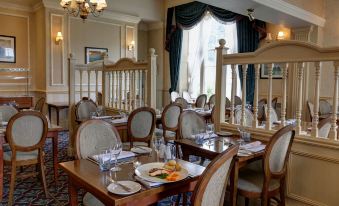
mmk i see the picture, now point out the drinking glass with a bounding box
[96,106,104,116]
[153,134,164,162]
[206,124,214,146]
[96,146,111,171]
[110,139,122,172]
[90,112,97,119]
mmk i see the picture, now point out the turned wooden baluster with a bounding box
[108,72,112,107]
[329,61,339,140]
[119,71,123,110]
[281,63,288,126]
[129,71,133,111]
[79,70,83,99]
[241,64,247,127]
[124,71,128,111]
[95,70,99,104]
[87,70,91,99]
[131,70,136,110]
[230,64,236,124]
[266,64,273,130]
[252,64,260,128]
[115,71,118,108]
[296,63,305,135]
[311,62,321,137]
[144,70,148,107]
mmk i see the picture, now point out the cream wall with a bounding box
[283,0,325,17]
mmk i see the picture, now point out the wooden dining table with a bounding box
[175,135,265,206]
[60,154,205,206]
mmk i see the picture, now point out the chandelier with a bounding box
[60,0,107,20]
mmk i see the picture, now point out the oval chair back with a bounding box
[264,104,279,124]
[235,96,242,106]
[75,119,121,159]
[178,110,206,139]
[175,97,189,109]
[307,101,314,121]
[319,99,332,115]
[128,107,156,148]
[161,103,183,141]
[225,97,231,108]
[75,98,97,121]
[318,116,331,138]
[191,145,239,206]
[170,91,180,103]
[34,97,46,112]
[208,94,215,109]
[0,104,19,122]
[195,94,207,108]
[234,108,254,127]
[257,98,267,121]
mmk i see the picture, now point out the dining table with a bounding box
[174,134,265,206]
[60,153,205,206]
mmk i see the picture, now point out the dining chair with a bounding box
[234,108,254,127]
[97,92,103,105]
[191,145,239,206]
[182,91,191,102]
[178,110,207,140]
[318,116,331,138]
[195,94,207,108]
[4,111,49,205]
[128,107,156,148]
[235,96,242,106]
[34,97,46,112]
[263,104,279,124]
[272,97,278,110]
[211,106,216,124]
[237,124,295,206]
[75,98,97,121]
[157,103,183,142]
[0,104,19,122]
[319,99,332,116]
[257,98,267,121]
[225,97,231,108]
[307,101,314,121]
[171,91,180,103]
[175,97,189,109]
[208,94,215,109]
[74,119,121,206]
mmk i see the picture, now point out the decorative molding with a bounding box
[253,0,325,27]
[0,2,32,12]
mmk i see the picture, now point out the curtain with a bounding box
[165,1,240,93]
[237,18,266,104]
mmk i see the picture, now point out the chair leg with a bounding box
[175,193,181,206]
[39,155,49,198]
[279,180,286,206]
[245,197,250,206]
[8,163,17,206]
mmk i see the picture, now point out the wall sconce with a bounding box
[55,32,63,44]
[128,40,135,51]
[276,31,285,40]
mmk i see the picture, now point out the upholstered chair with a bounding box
[272,97,278,110]
[318,116,331,138]
[156,103,183,142]
[195,94,207,108]
[307,101,314,121]
[319,99,332,116]
[0,104,19,122]
[191,145,239,206]
[234,108,254,127]
[34,97,46,112]
[208,94,215,109]
[170,91,180,103]
[4,111,48,205]
[75,119,121,206]
[263,104,279,124]
[75,98,97,121]
[96,92,103,106]
[128,107,156,149]
[235,95,242,106]
[257,98,267,121]
[225,97,231,108]
[175,97,189,109]
[178,110,206,139]
[182,91,191,102]
[237,124,295,206]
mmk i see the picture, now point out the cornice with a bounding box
[0,1,33,12]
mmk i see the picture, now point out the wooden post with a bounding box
[214,39,228,131]
[147,48,157,109]
[241,64,247,127]
[281,63,288,126]
[329,61,339,140]
[252,64,260,128]
[68,53,76,156]
[87,70,91,98]
[296,63,305,135]
[95,70,99,104]
[230,64,236,124]
[266,64,274,130]
[311,62,321,137]
[79,70,83,99]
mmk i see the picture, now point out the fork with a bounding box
[109,178,132,192]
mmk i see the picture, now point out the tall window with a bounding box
[181,14,241,99]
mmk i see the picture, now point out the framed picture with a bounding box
[0,35,16,63]
[85,47,108,64]
[260,64,283,79]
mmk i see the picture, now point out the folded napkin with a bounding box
[191,133,218,140]
[91,151,135,162]
[92,116,112,120]
[240,141,266,152]
[134,176,163,188]
[110,118,128,124]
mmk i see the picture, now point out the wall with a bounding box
[283,0,325,17]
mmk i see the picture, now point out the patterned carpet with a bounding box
[0,132,185,206]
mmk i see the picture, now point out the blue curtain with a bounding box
[237,18,266,104]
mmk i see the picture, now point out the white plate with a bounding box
[131,146,152,154]
[107,181,141,195]
[216,131,232,136]
[1,122,8,127]
[135,162,189,183]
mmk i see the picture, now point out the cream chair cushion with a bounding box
[130,111,153,139]
[238,168,280,193]
[4,150,39,161]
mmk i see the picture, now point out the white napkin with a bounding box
[134,176,163,188]
[92,151,135,162]
[240,141,265,152]
[110,118,128,124]
[92,116,112,120]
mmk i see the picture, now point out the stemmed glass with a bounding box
[206,124,214,146]
[153,134,164,162]
[96,106,104,117]
[110,138,122,172]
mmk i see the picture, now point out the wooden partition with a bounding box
[214,40,339,205]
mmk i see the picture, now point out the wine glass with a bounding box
[96,106,104,117]
[110,138,122,172]
[206,124,214,146]
[152,134,164,162]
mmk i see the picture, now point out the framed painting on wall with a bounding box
[85,47,108,64]
[0,35,16,63]
[260,64,283,79]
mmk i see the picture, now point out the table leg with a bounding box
[230,161,239,206]
[0,136,3,201]
[51,133,59,185]
[48,105,52,123]
[56,108,60,126]
[68,178,78,206]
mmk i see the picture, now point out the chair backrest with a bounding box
[225,97,231,108]
[34,97,46,112]
[0,105,19,122]
[191,145,239,206]
[264,124,295,177]
[178,110,206,139]
[162,103,183,133]
[128,107,156,147]
[170,91,180,103]
[97,92,103,105]
[182,91,191,102]
[307,101,314,121]
[257,98,267,121]
[319,99,332,115]
[318,117,331,138]
[75,99,97,120]
[175,97,189,109]
[195,94,207,108]
[264,104,279,124]
[75,119,120,159]
[272,97,278,109]
[234,96,242,106]
[6,111,48,153]
[208,94,215,109]
[234,108,254,127]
